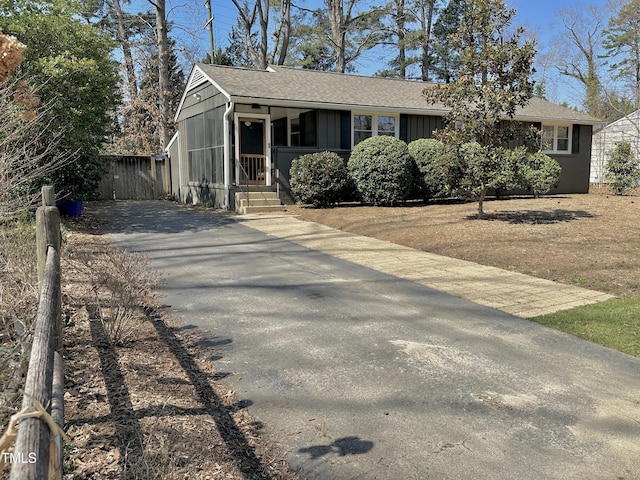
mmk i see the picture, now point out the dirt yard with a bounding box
[288,188,640,298]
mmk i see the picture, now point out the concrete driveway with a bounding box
[104,201,640,480]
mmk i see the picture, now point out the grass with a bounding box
[533,297,640,358]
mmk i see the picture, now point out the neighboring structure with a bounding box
[168,64,602,211]
[590,110,640,184]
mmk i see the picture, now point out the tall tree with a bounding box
[423,0,536,216]
[414,0,438,81]
[554,4,604,117]
[325,0,386,73]
[377,0,420,79]
[229,0,292,69]
[113,26,185,154]
[603,0,640,108]
[430,0,464,82]
[147,0,172,149]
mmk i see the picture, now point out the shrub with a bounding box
[519,151,562,197]
[347,136,413,205]
[408,138,448,200]
[80,248,161,344]
[605,141,640,195]
[289,151,350,207]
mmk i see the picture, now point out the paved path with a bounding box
[240,215,614,318]
[104,201,640,480]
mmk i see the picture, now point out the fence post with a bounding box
[41,185,55,207]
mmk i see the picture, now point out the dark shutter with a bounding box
[400,114,408,142]
[340,111,351,150]
[572,124,580,154]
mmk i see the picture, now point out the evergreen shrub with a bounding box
[289,151,350,207]
[347,136,413,205]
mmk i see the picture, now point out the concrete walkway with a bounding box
[240,214,614,318]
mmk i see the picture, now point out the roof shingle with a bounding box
[193,63,600,124]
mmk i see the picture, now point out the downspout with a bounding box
[223,100,234,210]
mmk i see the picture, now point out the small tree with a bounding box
[348,136,413,205]
[408,138,448,200]
[423,0,536,217]
[605,141,640,195]
[290,151,350,207]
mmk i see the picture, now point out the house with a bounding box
[590,110,640,184]
[168,63,601,211]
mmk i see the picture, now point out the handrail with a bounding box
[236,159,251,208]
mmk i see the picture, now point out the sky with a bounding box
[128,0,613,107]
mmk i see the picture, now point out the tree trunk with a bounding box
[328,0,347,73]
[113,0,137,100]
[417,0,435,81]
[154,0,171,150]
[396,0,406,79]
[477,184,486,219]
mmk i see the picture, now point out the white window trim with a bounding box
[541,123,572,154]
[352,112,399,148]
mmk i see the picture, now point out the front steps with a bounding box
[235,190,286,215]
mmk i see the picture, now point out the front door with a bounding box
[237,116,268,185]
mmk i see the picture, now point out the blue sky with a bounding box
[130,0,612,107]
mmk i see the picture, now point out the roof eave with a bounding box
[230,95,449,115]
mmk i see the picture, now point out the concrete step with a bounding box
[235,190,284,214]
[240,204,287,215]
[237,198,283,207]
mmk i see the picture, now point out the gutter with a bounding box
[223,100,234,210]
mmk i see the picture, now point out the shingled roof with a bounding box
[188,63,600,125]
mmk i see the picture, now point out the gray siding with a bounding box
[317,110,344,149]
[549,124,592,194]
[402,115,443,143]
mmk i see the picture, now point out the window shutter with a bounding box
[399,114,408,142]
[341,112,351,150]
[572,124,580,154]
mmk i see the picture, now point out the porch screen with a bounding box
[186,109,224,184]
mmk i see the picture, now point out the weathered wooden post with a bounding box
[36,187,63,353]
[41,185,55,207]
[9,247,60,480]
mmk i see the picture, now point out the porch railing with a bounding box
[238,154,266,185]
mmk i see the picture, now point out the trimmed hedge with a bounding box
[289,151,350,207]
[408,138,448,200]
[347,136,413,205]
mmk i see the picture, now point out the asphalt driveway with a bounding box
[104,201,640,480]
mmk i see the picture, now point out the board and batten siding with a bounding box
[400,114,443,143]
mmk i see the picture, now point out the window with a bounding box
[352,112,398,146]
[541,124,571,153]
[353,114,373,145]
[290,117,300,146]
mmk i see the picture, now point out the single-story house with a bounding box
[168,63,601,210]
[590,110,640,184]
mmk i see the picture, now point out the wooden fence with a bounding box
[98,155,170,200]
[9,187,66,480]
